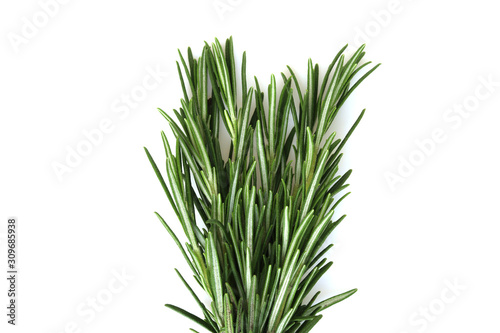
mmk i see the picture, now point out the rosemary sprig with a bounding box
[145,37,379,333]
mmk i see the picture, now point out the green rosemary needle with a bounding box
[145,37,379,333]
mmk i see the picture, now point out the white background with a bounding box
[1,0,499,332]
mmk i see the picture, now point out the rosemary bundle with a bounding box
[145,37,379,333]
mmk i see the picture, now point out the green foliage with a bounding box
[145,37,379,332]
